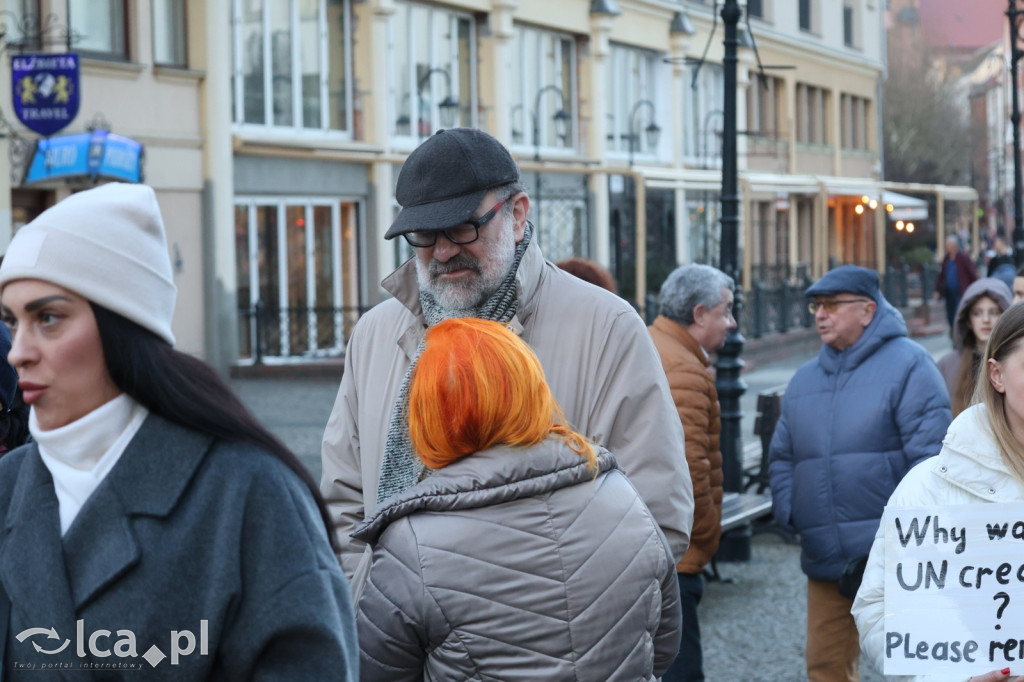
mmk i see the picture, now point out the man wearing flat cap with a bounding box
[767,265,950,681]
[320,128,693,595]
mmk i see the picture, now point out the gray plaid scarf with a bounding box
[376,223,533,504]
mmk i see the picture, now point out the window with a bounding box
[152,0,186,67]
[68,0,127,58]
[796,82,829,146]
[606,44,663,159]
[535,197,587,262]
[799,0,812,32]
[843,3,857,48]
[4,0,40,50]
[233,0,352,134]
[235,198,361,360]
[509,24,577,155]
[747,75,781,138]
[390,1,475,141]
[747,0,763,19]
[683,62,725,164]
[685,191,721,267]
[840,93,870,150]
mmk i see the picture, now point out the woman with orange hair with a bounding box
[354,318,680,681]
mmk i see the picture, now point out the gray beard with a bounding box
[415,222,515,313]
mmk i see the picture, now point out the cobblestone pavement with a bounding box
[231,331,953,681]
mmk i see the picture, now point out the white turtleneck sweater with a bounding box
[31,393,149,535]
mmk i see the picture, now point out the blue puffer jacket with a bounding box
[767,295,951,581]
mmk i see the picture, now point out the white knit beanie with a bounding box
[0,183,177,345]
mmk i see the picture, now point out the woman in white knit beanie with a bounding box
[0,183,357,679]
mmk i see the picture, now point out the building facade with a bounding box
[0,1,961,369]
[0,0,208,358]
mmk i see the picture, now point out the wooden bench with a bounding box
[707,490,774,581]
[706,386,794,581]
[745,385,786,494]
[720,491,772,533]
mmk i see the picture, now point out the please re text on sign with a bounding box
[883,503,1024,675]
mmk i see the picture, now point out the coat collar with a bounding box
[935,404,1024,502]
[1,414,214,612]
[353,439,617,547]
[651,316,709,367]
[380,238,546,360]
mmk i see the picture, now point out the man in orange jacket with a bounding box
[648,263,736,681]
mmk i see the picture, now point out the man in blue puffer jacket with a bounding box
[768,265,951,682]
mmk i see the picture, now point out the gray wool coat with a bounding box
[354,439,681,682]
[0,414,358,680]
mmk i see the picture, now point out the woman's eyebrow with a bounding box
[24,295,73,312]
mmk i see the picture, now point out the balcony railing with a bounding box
[239,302,370,364]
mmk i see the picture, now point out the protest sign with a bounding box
[883,503,1024,675]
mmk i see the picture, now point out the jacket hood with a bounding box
[817,293,906,374]
[352,438,617,546]
[951,277,1012,351]
[936,403,1024,502]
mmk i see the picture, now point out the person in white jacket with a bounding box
[851,303,1024,682]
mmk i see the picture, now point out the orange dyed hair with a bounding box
[408,318,595,470]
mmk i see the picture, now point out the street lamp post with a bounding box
[1009,1,1024,267]
[530,84,572,161]
[714,0,749,560]
[395,67,460,138]
[626,99,661,166]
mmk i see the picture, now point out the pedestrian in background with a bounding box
[768,265,951,682]
[0,324,28,454]
[356,318,680,681]
[647,264,735,682]
[853,304,1024,682]
[1013,265,1024,304]
[933,235,979,329]
[555,257,618,293]
[987,236,1015,292]
[0,183,358,678]
[937,277,1011,416]
[321,128,692,595]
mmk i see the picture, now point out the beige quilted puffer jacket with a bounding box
[354,438,681,681]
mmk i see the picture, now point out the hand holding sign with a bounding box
[883,503,1024,676]
[968,668,1019,681]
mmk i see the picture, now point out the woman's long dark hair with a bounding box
[90,303,335,549]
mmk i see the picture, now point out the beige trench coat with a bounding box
[320,239,693,592]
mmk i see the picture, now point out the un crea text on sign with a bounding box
[883,503,1024,675]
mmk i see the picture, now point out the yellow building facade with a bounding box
[0,1,974,368]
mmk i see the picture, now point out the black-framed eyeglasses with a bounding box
[403,198,508,248]
[808,298,870,314]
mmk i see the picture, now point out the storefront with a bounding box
[232,155,367,363]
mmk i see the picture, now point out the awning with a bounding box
[743,171,820,195]
[817,175,880,198]
[883,190,928,221]
[639,167,723,192]
[21,129,144,186]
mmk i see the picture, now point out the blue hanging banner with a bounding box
[23,131,144,185]
[11,53,80,136]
